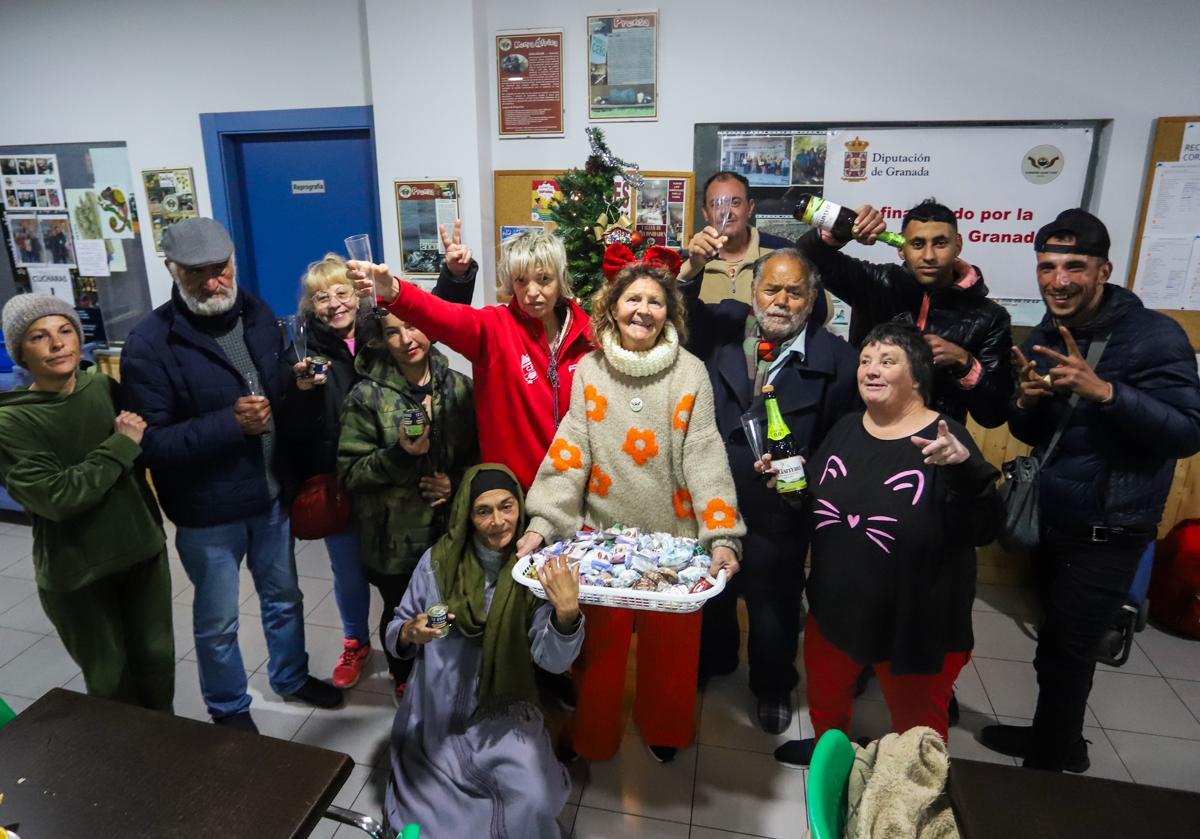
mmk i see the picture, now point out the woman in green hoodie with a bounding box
[0,294,173,710]
[337,310,477,699]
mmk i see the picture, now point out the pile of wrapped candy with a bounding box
[524,526,717,596]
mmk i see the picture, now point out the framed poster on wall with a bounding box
[394,179,461,277]
[496,30,564,138]
[587,11,658,121]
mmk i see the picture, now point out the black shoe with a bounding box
[647,744,677,763]
[948,693,960,727]
[979,723,1090,773]
[286,675,345,709]
[213,710,258,734]
[557,740,580,765]
[774,737,816,768]
[756,694,794,735]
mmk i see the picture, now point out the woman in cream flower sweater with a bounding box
[520,258,745,764]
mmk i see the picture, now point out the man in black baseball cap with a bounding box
[982,209,1200,772]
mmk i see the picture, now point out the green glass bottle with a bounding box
[762,384,807,494]
[793,194,906,248]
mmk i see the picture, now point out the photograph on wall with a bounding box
[142,167,199,255]
[501,224,543,242]
[9,214,44,266]
[496,30,564,137]
[38,214,76,267]
[587,11,658,121]
[634,177,687,248]
[532,178,562,222]
[1,153,64,211]
[719,132,792,186]
[394,179,461,276]
[755,214,809,243]
[790,133,827,186]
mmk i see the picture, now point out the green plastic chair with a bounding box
[0,695,16,729]
[807,730,856,839]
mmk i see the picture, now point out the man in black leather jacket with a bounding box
[796,199,1013,427]
[981,209,1200,772]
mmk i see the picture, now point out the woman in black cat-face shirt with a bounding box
[765,322,1002,767]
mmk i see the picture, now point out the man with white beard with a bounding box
[121,218,343,733]
[685,248,859,733]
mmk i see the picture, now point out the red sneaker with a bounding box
[331,638,370,688]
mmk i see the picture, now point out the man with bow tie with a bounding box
[685,248,858,734]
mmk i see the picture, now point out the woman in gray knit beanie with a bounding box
[2,292,84,367]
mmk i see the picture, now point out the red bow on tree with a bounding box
[602,242,683,281]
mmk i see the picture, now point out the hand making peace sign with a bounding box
[439,219,473,277]
[1032,325,1114,403]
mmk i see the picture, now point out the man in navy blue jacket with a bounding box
[981,210,1200,771]
[686,247,858,733]
[121,218,342,732]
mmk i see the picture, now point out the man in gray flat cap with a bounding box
[121,217,342,732]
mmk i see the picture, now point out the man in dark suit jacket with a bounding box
[686,247,859,734]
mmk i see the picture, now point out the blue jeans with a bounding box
[176,499,309,718]
[324,528,371,643]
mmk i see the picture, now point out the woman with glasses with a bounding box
[279,252,473,691]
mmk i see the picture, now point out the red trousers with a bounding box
[570,604,702,761]
[804,615,968,741]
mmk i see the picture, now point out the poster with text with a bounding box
[394,180,460,276]
[532,178,562,222]
[588,11,658,121]
[635,177,686,248]
[496,31,564,137]
[822,126,1094,325]
[142,167,199,255]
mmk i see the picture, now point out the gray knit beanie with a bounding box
[2,293,84,365]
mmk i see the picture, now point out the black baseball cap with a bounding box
[1034,209,1110,259]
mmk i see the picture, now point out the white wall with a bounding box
[477,0,1200,281]
[0,0,369,306]
[4,0,1200,307]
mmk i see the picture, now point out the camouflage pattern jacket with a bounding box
[337,346,478,576]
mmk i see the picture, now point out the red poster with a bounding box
[496,31,564,137]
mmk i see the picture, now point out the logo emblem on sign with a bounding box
[498,37,512,52]
[398,184,413,198]
[1021,145,1065,185]
[842,137,870,182]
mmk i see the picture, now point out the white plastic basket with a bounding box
[512,557,726,614]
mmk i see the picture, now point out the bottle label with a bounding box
[774,455,807,493]
[811,201,843,233]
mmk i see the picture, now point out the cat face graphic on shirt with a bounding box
[812,455,925,554]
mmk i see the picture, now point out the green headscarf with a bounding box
[431,463,543,719]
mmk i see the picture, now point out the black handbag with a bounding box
[998,334,1108,552]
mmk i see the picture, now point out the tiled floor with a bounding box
[2,520,1200,838]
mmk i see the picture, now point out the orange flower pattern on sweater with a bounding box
[673,487,695,520]
[585,384,608,422]
[673,393,695,432]
[702,497,738,530]
[549,437,583,472]
[622,427,660,465]
[589,465,613,496]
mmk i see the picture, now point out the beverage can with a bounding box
[401,406,426,438]
[426,603,451,638]
[309,356,330,377]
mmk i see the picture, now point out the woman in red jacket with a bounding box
[350,229,593,490]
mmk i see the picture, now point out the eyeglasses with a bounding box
[312,286,355,307]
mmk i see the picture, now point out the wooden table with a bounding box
[949,757,1200,839]
[0,688,354,838]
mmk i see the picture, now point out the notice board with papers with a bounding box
[1129,116,1200,348]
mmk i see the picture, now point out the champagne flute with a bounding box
[711,194,733,258]
[244,370,264,397]
[345,233,385,318]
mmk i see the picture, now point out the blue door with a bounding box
[201,108,382,317]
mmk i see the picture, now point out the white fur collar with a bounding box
[601,322,679,378]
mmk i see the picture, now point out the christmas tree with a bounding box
[547,128,644,308]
